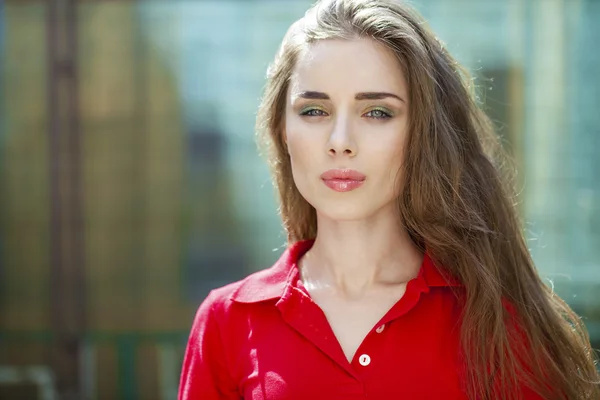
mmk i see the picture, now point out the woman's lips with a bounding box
[320,169,366,192]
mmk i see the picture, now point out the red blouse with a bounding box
[178,240,543,399]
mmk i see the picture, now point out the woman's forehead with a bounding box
[289,38,408,100]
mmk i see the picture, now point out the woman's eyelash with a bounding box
[300,108,328,117]
[364,108,393,119]
[299,107,393,119]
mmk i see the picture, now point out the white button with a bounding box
[375,324,385,333]
[358,354,371,366]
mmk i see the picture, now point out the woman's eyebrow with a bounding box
[296,91,330,100]
[355,92,405,103]
[294,90,404,103]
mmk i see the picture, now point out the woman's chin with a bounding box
[313,202,391,223]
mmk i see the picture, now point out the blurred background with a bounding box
[0,0,598,399]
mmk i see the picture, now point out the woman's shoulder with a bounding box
[206,240,314,306]
[195,244,304,317]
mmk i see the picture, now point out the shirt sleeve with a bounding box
[178,291,240,400]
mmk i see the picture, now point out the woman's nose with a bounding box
[327,117,357,157]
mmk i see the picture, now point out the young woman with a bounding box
[179,0,600,399]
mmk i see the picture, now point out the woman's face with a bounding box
[285,38,410,221]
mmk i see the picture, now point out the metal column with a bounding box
[47,0,85,398]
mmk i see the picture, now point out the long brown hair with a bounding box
[255,0,600,398]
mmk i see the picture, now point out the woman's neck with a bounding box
[300,211,423,298]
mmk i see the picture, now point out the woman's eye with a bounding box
[365,108,392,119]
[300,108,327,117]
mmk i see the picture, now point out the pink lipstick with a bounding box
[320,169,366,192]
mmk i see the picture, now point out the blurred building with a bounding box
[0,0,598,399]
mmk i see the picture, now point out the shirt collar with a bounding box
[230,239,461,303]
